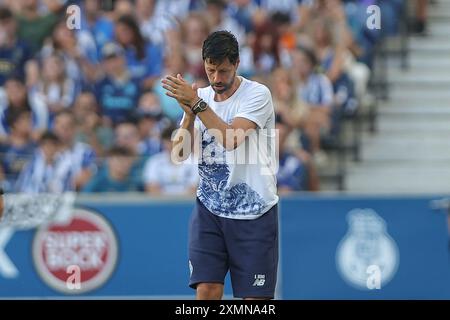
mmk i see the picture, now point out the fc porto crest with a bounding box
[336,209,399,290]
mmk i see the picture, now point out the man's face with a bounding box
[204,58,239,95]
[292,50,313,77]
[115,124,140,151]
[5,79,26,107]
[53,114,75,145]
[74,93,97,116]
[41,141,59,162]
[13,112,32,136]
[103,55,125,76]
[108,155,133,179]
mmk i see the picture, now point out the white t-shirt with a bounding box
[194,76,279,220]
[143,151,198,195]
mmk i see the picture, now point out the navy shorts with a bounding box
[188,198,279,299]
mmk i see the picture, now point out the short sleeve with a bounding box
[143,156,159,185]
[234,85,273,129]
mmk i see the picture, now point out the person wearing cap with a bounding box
[95,42,140,125]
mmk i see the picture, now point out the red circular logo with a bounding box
[33,208,118,294]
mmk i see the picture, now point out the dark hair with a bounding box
[5,74,25,85]
[252,21,280,69]
[54,109,76,125]
[108,145,133,157]
[39,131,60,145]
[205,0,227,8]
[202,31,239,65]
[0,6,13,20]
[296,45,318,68]
[6,108,31,128]
[271,11,291,25]
[161,124,177,141]
[116,15,146,60]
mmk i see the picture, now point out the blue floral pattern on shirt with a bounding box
[197,129,266,216]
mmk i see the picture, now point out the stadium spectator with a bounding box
[0,76,48,142]
[135,0,178,48]
[153,0,201,21]
[114,14,163,88]
[135,91,165,158]
[112,0,135,20]
[73,91,114,158]
[291,45,333,161]
[0,108,35,191]
[271,68,320,191]
[39,20,97,87]
[0,6,33,85]
[276,111,309,194]
[32,53,77,120]
[14,131,66,193]
[143,125,198,196]
[114,120,147,185]
[52,110,97,191]
[15,0,63,55]
[271,67,308,133]
[251,20,282,75]
[79,0,115,60]
[181,12,210,80]
[205,0,245,45]
[312,18,357,113]
[226,0,256,34]
[95,42,140,125]
[115,121,141,156]
[0,0,386,195]
[82,145,141,192]
[272,11,297,52]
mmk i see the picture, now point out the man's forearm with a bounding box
[197,108,237,150]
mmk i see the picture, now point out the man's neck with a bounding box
[215,76,241,102]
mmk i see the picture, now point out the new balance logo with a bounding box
[252,274,266,287]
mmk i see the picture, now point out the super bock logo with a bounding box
[336,209,399,290]
[33,208,118,294]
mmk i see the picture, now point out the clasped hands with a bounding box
[161,74,200,116]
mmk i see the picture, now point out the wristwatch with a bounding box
[191,98,208,115]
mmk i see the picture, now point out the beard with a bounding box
[210,72,236,94]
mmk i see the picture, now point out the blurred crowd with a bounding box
[0,0,412,196]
